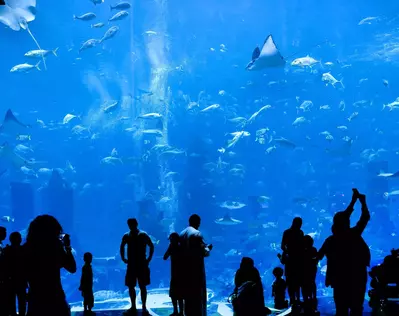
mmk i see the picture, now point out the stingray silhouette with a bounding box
[246,34,328,71]
[246,34,286,71]
[0,0,47,68]
[0,142,32,169]
[0,109,31,135]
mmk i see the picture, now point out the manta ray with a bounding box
[0,109,30,135]
[0,0,46,67]
[246,34,286,71]
[214,214,242,225]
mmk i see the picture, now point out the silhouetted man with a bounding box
[0,226,7,315]
[120,218,154,315]
[281,217,304,305]
[319,189,370,316]
[180,214,213,316]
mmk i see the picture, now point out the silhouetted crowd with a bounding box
[0,188,372,316]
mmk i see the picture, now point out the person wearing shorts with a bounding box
[120,218,154,315]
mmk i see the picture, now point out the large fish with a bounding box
[215,215,242,225]
[0,109,30,136]
[0,142,32,169]
[0,0,47,68]
[246,35,286,71]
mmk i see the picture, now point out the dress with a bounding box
[180,226,210,316]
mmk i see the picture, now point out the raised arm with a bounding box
[63,246,77,273]
[353,194,370,235]
[120,234,128,264]
[62,234,76,273]
[342,188,359,217]
[163,245,171,260]
[146,235,154,263]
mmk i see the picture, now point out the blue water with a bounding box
[1,0,399,311]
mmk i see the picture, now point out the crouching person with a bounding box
[230,257,271,316]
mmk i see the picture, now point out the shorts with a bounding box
[125,264,150,288]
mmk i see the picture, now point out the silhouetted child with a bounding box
[3,231,27,316]
[163,232,184,316]
[79,252,95,315]
[302,235,318,311]
[272,267,288,309]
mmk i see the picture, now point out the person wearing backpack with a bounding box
[230,257,271,316]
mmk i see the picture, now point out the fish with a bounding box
[246,105,272,124]
[246,35,285,71]
[101,156,123,165]
[215,215,242,225]
[292,116,308,126]
[10,61,41,73]
[63,114,79,125]
[91,22,105,28]
[0,109,30,135]
[383,79,389,87]
[102,101,119,113]
[108,10,129,22]
[383,190,399,199]
[201,104,220,112]
[358,16,378,25]
[291,55,320,67]
[79,39,100,53]
[224,131,246,150]
[219,201,246,210]
[274,137,296,148]
[90,0,104,5]
[142,129,163,138]
[322,72,344,88]
[110,2,131,10]
[138,113,162,119]
[1,216,14,223]
[73,13,96,21]
[378,171,399,178]
[24,48,58,58]
[382,97,399,111]
[99,26,119,43]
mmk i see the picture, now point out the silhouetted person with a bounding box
[0,0,5,6]
[120,218,154,315]
[318,189,371,316]
[180,214,213,316]
[79,252,94,315]
[0,226,7,315]
[163,232,184,316]
[272,267,288,310]
[24,215,77,316]
[4,231,27,316]
[233,257,267,316]
[302,235,318,312]
[281,217,304,305]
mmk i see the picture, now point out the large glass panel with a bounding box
[0,0,396,315]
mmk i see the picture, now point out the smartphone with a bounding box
[59,233,66,241]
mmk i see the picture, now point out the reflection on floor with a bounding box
[71,294,378,316]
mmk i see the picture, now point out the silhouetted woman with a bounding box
[233,257,268,316]
[24,215,77,316]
